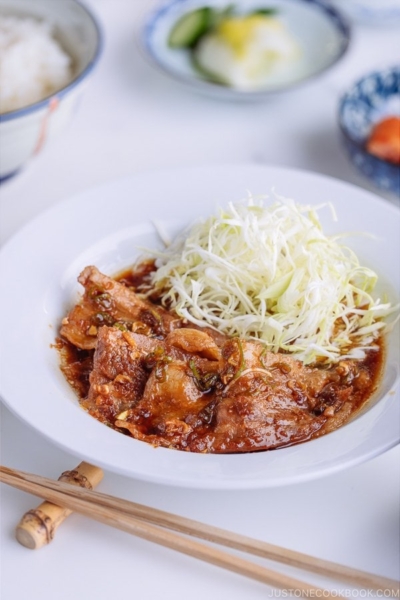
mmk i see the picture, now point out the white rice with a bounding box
[0,15,72,114]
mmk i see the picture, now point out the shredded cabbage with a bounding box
[147,194,399,364]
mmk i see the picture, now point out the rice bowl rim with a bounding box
[0,0,104,122]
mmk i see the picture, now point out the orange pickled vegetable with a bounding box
[366,116,400,164]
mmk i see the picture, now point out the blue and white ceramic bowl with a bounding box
[338,66,400,196]
[140,0,350,100]
[0,0,103,181]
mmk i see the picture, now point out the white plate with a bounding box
[139,0,350,99]
[0,165,399,489]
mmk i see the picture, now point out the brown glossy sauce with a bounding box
[116,260,157,290]
[57,339,94,399]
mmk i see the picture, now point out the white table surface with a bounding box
[0,2,399,599]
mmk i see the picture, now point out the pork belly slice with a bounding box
[113,329,222,449]
[84,326,221,431]
[192,340,358,453]
[115,360,214,449]
[60,265,181,350]
[82,326,150,426]
[165,328,221,361]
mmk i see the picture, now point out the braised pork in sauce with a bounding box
[57,264,384,453]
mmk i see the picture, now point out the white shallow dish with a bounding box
[139,0,350,99]
[0,165,399,489]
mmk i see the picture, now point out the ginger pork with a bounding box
[57,265,384,453]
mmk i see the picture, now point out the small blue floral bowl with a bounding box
[338,66,400,196]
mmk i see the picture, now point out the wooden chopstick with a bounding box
[1,466,398,595]
[1,466,331,597]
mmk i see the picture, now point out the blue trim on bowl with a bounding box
[0,0,104,123]
[338,66,400,196]
[0,168,21,184]
[140,0,351,97]
[300,0,351,38]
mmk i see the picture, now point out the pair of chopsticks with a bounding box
[1,465,398,596]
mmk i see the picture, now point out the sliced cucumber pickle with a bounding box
[168,7,213,48]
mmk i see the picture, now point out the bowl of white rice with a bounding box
[0,0,102,180]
